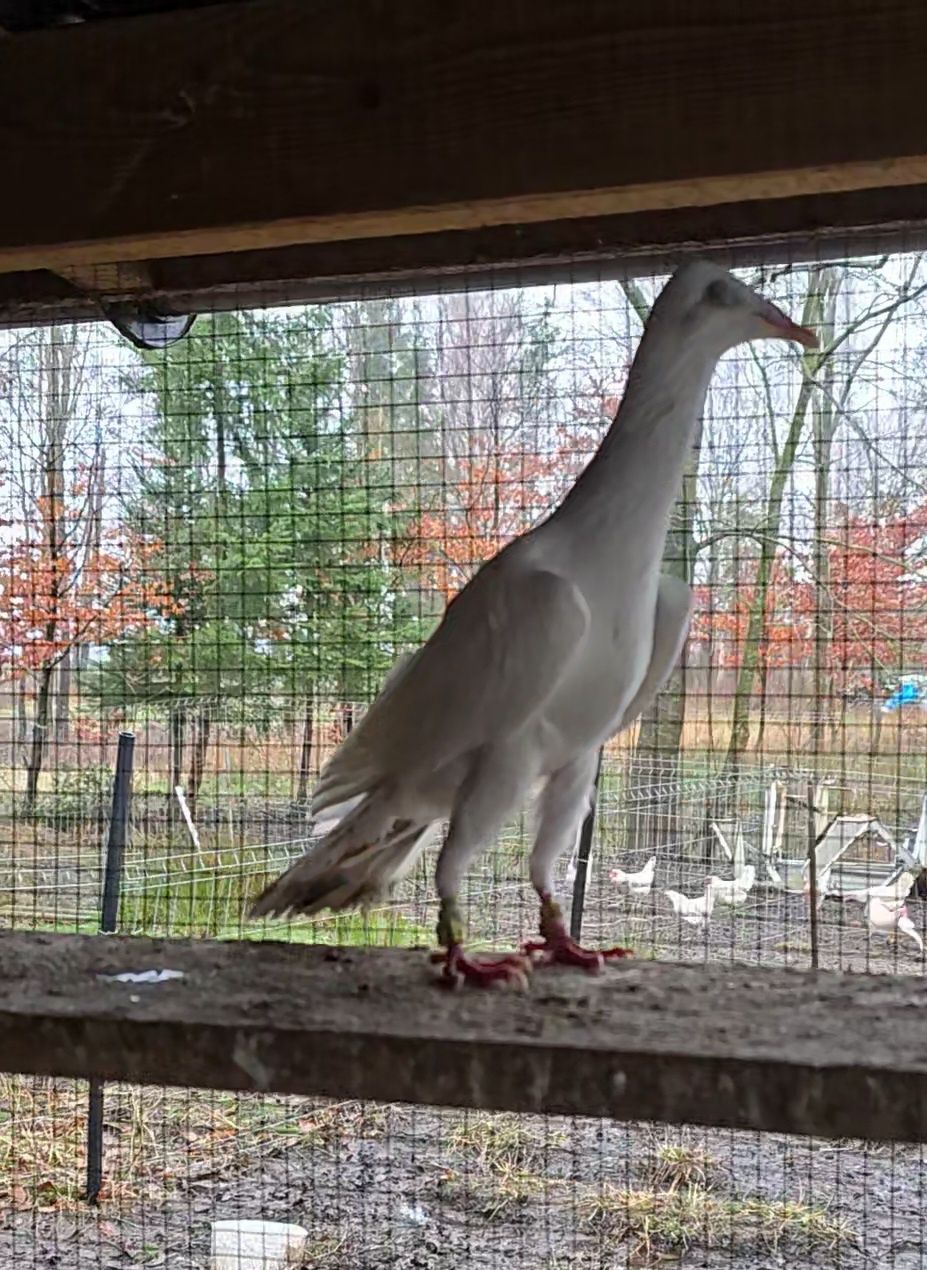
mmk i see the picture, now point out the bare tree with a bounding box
[722,258,927,787]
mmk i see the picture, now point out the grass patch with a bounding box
[475,1161,552,1220]
[645,1134,720,1190]
[582,1182,855,1265]
[244,910,432,948]
[446,1112,563,1173]
[0,1076,383,1213]
[442,1113,567,1221]
[437,1161,557,1222]
[107,849,432,946]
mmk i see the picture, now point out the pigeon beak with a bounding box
[759,301,819,349]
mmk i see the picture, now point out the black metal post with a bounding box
[570,749,603,941]
[806,780,820,971]
[86,731,134,1206]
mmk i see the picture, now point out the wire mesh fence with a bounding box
[1,254,927,1265]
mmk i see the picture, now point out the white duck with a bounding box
[707,864,756,906]
[664,879,716,929]
[252,263,815,988]
[609,855,657,897]
[867,895,924,952]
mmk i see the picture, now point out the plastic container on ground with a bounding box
[210,1219,308,1269]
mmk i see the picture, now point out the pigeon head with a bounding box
[654,260,819,355]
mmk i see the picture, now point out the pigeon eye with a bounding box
[704,279,734,306]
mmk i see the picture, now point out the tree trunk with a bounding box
[809,271,841,758]
[186,710,211,813]
[14,679,28,745]
[24,664,54,812]
[622,440,702,853]
[296,698,314,805]
[24,327,78,812]
[55,647,73,741]
[168,706,186,820]
[24,329,75,812]
[723,281,822,798]
[622,269,703,857]
[753,658,771,752]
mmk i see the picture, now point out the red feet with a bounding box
[524,897,633,973]
[432,944,530,990]
[524,933,633,971]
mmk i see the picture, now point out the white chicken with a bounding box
[845,870,916,905]
[664,879,715,928]
[706,865,756,907]
[802,867,832,911]
[609,855,657,897]
[563,843,591,895]
[867,895,924,953]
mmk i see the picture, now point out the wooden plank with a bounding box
[3,930,927,1141]
[0,0,926,273]
[5,184,927,328]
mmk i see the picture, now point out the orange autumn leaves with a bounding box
[399,430,597,601]
[690,506,927,682]
[0,524,176,680]
[402,444,927,693]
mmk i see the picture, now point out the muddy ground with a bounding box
[0,1104,923,1269]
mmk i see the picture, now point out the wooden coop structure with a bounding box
[2,0,927,1145]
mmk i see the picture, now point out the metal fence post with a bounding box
[86,731,135,1205]
[570,749,603,942]
[806,780,820,972]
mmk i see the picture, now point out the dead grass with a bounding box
[644,1133,721,1190]
[475,1161,555,1220]
[2,696,926,814]
[445,1112,564,1172]
[581,1181,855,1265]
[442,1112,568,1220]
[0,1077,383,1212]
[298,1232,351,1267]
[436,1147,856,1261]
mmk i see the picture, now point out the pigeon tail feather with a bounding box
[251,789,437,919]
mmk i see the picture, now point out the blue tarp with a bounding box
[882,679,926,711]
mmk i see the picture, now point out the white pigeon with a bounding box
[707,864,756,906]
[251,262,815,987]
[845,871,916,904]
[609,855,657,897]
[664,879,716,929]
[867,895,924,952]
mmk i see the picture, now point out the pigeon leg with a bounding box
[524,894,633,971]
[432,898,529,989]
[432,748,535,989]
[524,752,633,970]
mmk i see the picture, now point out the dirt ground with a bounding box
[0,1103,923,1269]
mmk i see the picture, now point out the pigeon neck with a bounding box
[554,327,719,536]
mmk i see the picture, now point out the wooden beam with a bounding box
[3,930,927,1141]
[0,0,926,274]
[5,185,927,328]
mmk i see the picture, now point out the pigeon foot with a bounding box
[432,945,530,990]
[525,896,633,972]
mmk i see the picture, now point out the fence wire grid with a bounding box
[1,251,927,1268]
